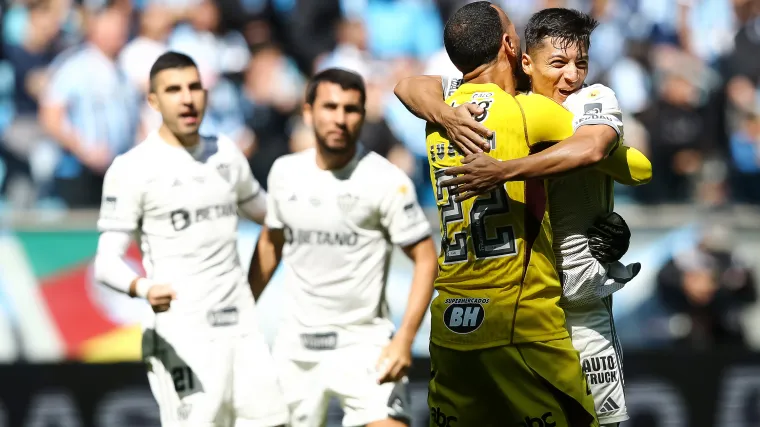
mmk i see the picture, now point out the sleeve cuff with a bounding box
[392,226,432,248]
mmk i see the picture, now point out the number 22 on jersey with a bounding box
[433,165,517,265]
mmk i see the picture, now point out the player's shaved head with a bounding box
[524,8,598,55]
[444,1,509,74]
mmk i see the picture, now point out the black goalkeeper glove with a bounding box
[587,212,631,264]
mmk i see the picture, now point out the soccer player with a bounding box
[248,68,438,427]
[93,51,289,427]
[411,2,619,426]
[395,7,651,427]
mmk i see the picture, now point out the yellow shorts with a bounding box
[428,337,598,427]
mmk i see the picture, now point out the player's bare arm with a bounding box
[394,75,492,154]
[444,124,617,201]
[377,236,437,385]
[248,226,285,300]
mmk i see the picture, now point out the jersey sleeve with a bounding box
[379,170,431,247]
[594,145,653,186]
[518,94,575,150]
[225,136,267,223]
[264,159,285,230]
[97,156,143,232]
[441,75,464,99]
[226,136,264,205]
[563,84,624,143]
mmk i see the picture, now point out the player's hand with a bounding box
[376,336,412,385]
[147,284,177,313]
[440,103,493,155]
[442,153,504,201]
[587,212,631,264]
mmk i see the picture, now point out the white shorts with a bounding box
[143,330,289,427]
[273,342,411,427]
[565,295,628,425]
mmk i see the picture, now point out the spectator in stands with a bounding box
[656,224,757,350]
[316,18,376,78]
[239,45,301,185]
[119,4,175,141]
[1,0,60,206]
[39,6,139,208]
[730,111,760,203]
[348,0,443,61]
[119,4,174,95]
[168,0,251,78]
[284,0,342,75]
[637,66,714,204]
[361,77,411,172]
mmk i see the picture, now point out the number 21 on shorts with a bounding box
[171,366,195,392]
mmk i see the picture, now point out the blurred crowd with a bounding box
[2,0,760,209]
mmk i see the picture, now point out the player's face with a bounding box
[521,37,588,103]
[304,82,365,153]
[148,67,207,137]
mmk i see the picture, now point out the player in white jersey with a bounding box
[248,68,438,427]
[393,9,653,427]
[93,52,288,427]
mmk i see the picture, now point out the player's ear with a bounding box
[502,33,517,59]
[302,102,313,127]
[521,52,534,79]
[147,92,159,112]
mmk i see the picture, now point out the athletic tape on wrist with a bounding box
[135,278,154,299]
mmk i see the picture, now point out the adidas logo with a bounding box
[599,397,620,413]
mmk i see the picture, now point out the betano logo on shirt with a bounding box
[283,226,359,247]
[169,203,238,231]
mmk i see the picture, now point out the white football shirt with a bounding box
[553,84,626,307]
[265,146,431,358]
[439,78,631,307]
[97,131,265,336]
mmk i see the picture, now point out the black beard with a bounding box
[315,131,356,154]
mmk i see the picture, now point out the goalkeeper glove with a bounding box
[587,212,631,264]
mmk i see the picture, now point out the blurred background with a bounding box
[2,0,760,425]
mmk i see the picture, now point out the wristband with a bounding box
[134,278,154,299]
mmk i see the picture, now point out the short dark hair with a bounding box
[149,51,198,92]
[524,8,599,55]
[305,68,366,107]
[444,1,505,74]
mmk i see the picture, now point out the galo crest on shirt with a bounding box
[337,193,359,213]
[216,163,231,183]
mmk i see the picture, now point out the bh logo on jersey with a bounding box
[442,298,488,334]
[516,412,556,427]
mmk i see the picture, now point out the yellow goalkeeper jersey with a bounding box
[427,85,583,350]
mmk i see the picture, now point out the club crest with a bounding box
[337,193,359,213]
[216,163,231,183]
